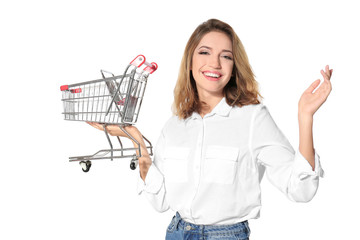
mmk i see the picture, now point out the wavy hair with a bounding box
[173,19,262,119]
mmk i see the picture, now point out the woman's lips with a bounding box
[202,71,222,81]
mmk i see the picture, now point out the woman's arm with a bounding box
[87,122,169,211]
[86,123,152,180]
[298,65,333,170]
[298,114,315,169]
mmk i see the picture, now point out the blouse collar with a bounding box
[187,97,232,121]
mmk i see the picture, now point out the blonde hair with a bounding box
[173,19,262,119]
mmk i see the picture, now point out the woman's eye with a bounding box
[199,51,209,55]
[223,55,233,60]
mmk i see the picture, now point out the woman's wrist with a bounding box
[298,110,313,123]
[139,156,152,181]
[298,110,313,116]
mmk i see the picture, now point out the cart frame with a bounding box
[60,55,157,172]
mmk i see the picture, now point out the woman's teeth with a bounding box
[203,72,220,78]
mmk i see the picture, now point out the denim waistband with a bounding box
[172,212,250,236]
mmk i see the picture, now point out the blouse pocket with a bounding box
[203,146,239,184]
[164,147,190,183]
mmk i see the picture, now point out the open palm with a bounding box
[298,65,333,116]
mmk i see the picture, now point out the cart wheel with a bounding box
[130,158,139,170]
[80,160,92,172]
[130,161,136,170]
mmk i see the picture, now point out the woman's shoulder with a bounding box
[231,102,266,116]
[238,102,276,125]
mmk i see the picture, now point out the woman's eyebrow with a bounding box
[198,46,212,50]
[222,49,233,53]
[198,46,233,54]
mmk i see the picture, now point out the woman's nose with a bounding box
[208,56,221,69]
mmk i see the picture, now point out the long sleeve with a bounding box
[250,104,324,202]
[137,129,170,212]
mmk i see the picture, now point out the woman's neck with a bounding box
[198,93,224,118]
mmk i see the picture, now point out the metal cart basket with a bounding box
[60,55,157,172]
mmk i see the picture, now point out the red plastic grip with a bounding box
[70,88,82,93]
[130,55,146,67]
[144,62,158,74]
[60,85,81,93]
[60,85,69,91]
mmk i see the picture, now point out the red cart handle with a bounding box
[144,62,158,74]
[60,85,69,91]
[130,55,147,67]
[130,55,158,74]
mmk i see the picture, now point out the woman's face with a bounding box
[191,31,234,99]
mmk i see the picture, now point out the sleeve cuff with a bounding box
[136,163,164,195]
[293,148,325,180]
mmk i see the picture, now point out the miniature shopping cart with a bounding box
[60,55,157,172]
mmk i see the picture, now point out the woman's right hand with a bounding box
[87,122,152,180]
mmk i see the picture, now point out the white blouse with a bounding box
[137,98,324,225]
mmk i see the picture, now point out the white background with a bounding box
[1,0,359,239]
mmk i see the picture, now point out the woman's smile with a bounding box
[202,70,223,81]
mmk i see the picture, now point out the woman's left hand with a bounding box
[298,65,333,117]
[86,122,142,139]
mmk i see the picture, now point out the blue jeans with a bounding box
[165,212,251,240]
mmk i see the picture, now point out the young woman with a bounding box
[88,19,332,240]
